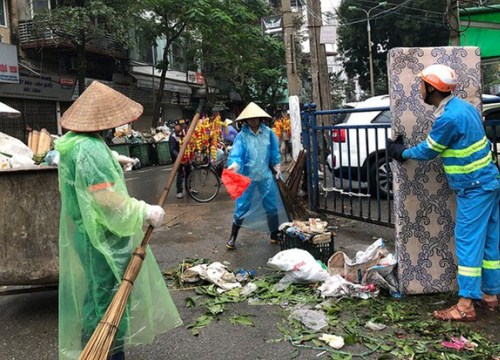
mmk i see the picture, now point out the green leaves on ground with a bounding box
[169,260,500,357]
[228,315,254,327]
[186,314,215,336]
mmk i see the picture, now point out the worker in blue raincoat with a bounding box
[225,102,289,250]
[388,64,500,322]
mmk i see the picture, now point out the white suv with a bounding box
[326,94,500,198]
[327,95,392,197]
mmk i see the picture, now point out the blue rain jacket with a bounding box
[403,96,499,190]
[227,123,288,231]
[403,96,500,299]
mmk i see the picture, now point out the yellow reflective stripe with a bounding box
[458,265,481,277]
[444,153,492,174]
[441,137,489,158]
[426,136,446,153]
[483,260,500,270]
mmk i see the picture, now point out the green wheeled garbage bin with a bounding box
[130,143,151,167]
[108,143,130,158]
[155,141,172,165]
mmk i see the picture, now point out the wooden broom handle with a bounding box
[140,106,203,247]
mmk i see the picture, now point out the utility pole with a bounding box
[448,0,460,46]
[282,0,302,160]
[307,0,331,112]
[348,2,387,97]
[282,0,299,96]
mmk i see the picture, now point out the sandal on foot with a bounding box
[433,305,476,322]
[475,298,499,311]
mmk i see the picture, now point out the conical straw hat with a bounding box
[60,81,143,132]
[235,102,271,121]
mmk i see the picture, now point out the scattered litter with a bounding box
[267,249,329,291]
[180,262,241,292]
[289,308,328,331]
[364,321,386,331]
[318,274,379,299]
[327,238,400,296]
[240,283,258,297]
[44,150,60,166]
[309,218,328,233]
[278,219,332,244]
[441,336,478,351]
[235,269,256,282]
[319,334,345,349]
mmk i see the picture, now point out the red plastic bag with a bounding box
[221,169,251,200]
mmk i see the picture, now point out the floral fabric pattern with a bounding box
[387,47,481,295]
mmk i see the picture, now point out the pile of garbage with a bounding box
[0,130,58,169]
[279,219,333,245]
[171,239,398,299]
[108,123,171,146]
[267,238,399,298]
[165,243,499,358]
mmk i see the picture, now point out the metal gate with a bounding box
[302,103,394,227]
[302,98,500,228]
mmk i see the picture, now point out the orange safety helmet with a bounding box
[418,64,458,92]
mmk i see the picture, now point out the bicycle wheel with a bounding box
[186,167,220,202]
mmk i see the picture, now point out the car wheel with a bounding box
[369,156,393,198]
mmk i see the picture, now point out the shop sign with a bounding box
[187,71,205,85]
[0,44,20,84]
[320,25,337,45]
[0,72,76,101]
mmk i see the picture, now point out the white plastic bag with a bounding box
[0,132,35,168]
[354,238,385,264]
[267,249,329,290]
[181,262,241,292]
[319,274,378,299]
[0,132,33,159]
[289,308,328,331]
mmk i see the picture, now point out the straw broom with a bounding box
[276,177,308,220]
[78,103,204,360]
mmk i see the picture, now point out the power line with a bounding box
[352,0,444,15]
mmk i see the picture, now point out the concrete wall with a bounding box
[0,167,59,285]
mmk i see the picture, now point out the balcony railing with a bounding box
[18,20,126,56]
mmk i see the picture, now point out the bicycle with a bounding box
[186,145,228,203]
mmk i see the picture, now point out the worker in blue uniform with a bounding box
[388,64,500,322]
[225,102,288,250]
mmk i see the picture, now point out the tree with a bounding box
[132,0,286,126]
[130,0,225,128]
[33,0,134,95]
[186,0,288,115]
[336,0,448,96]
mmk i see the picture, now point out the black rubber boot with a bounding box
[270,230,281,244]
[267,214,280,243]
[226,223,240,250]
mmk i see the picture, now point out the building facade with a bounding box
[0,0,205,141]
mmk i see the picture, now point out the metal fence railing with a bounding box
[302,98,500,228]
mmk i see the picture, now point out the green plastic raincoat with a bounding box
[55,132,181,360]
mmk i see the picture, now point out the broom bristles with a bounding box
[277,178,308,220]
[78,247,146,360]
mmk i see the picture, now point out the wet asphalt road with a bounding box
[0,165,395,360]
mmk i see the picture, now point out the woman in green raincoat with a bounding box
[55,81,181,360]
